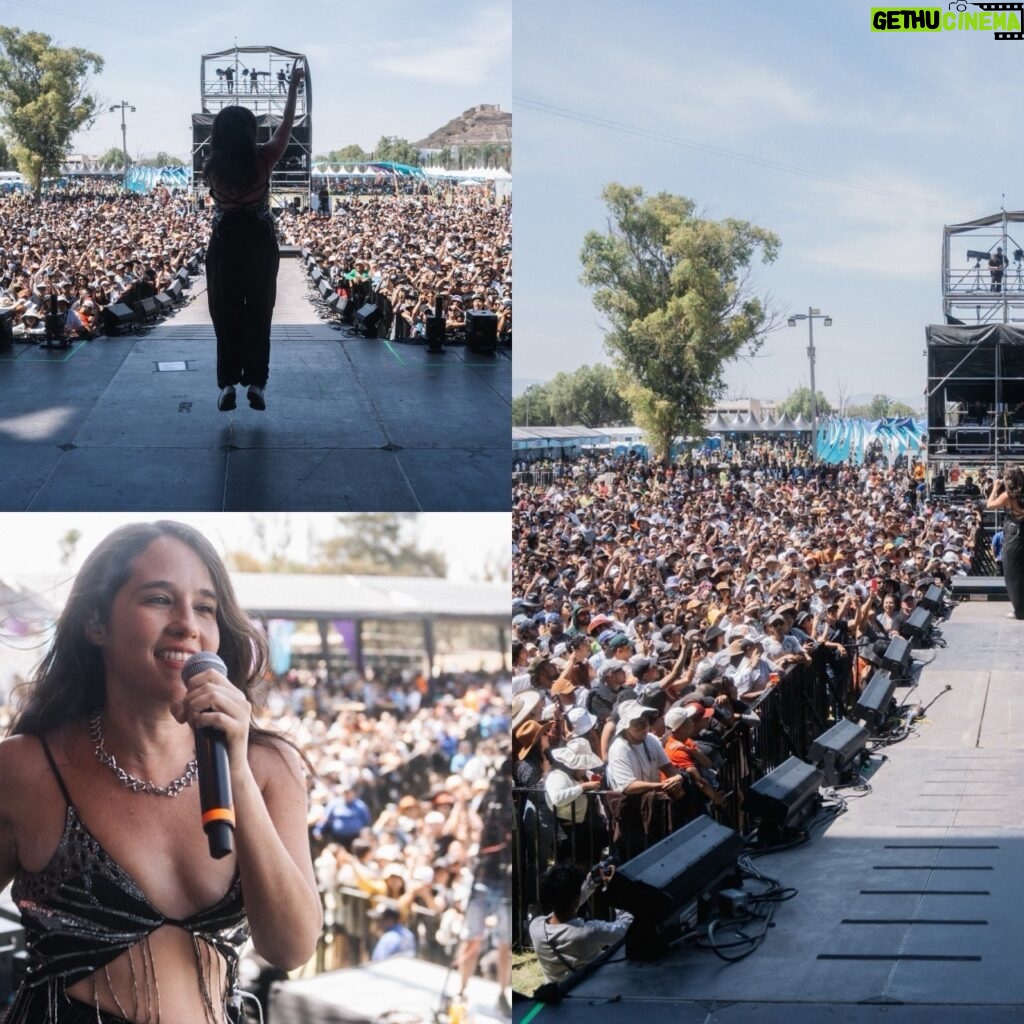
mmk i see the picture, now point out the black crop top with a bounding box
[7,736,248,1022]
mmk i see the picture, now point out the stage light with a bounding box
[608,815,744,961]
[808,719,869,786]
[854,670,897,731]
[881,635,911,675]
[746,756,822,843]
[919,585,945,613]
[967,249,990,261]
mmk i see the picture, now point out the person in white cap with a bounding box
[545,738,608,865]
[605,701,685,794]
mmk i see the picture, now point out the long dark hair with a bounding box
[9,521,269,738]
[1006,464,1024,507]
[202,105,261,193]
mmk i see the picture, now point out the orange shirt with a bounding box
[663,734,698,771]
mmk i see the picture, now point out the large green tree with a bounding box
[373,135,420,165]
[316,144,369,162]
[580,184,779,460]
[97,145,130,168]
[0,27,104,192]
[512,364,632,427]
[846,394,919,419]
[778,387,835,421]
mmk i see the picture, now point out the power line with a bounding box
[5,0,180,42]
[514,96,978,217]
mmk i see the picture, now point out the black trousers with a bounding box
[206,210,279,389]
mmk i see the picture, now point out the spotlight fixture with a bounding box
[900,606,934,646]
[881,635,911,675]
[919,585,945,614]
[967,249,990,262]
[747,756,822,843]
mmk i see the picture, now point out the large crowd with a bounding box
[289,184,512,342]
[0,185,206,340]
[0,180,511,347]
[510,438,983,974]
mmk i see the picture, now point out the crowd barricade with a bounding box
[511,658,847,947]
[315,885,449,971]
[511,468,559,489]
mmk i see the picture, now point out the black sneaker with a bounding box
[247,386,266,411]
[217,386,236,411]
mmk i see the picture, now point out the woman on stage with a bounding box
[987,465,1024,619]
[0,521,321,1022]
[204,59,305,412]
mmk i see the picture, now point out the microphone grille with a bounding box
[181,651,227,683]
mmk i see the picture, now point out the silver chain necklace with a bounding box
[89,712,198,797]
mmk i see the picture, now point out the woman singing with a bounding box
[987,465,1024,619]
[204,59,305,412]
[0,521,321,1021]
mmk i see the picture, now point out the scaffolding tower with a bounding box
[191,45,312,203]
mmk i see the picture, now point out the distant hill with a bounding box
[415,104,511,149]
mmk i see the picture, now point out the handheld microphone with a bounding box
[181,651,235,859]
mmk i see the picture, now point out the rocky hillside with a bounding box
[415,104,511,148]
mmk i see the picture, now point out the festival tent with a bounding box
[771,413,799,432]
[704,412,733,432]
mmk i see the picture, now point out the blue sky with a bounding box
[513,0,1023,406]
[3,0,510,158]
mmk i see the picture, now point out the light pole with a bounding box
[788,307,832,463]
[109,100,136,170]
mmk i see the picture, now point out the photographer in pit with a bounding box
[529,860,632,984]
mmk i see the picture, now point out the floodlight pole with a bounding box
[109,100,136,171]
[788,308,832,464]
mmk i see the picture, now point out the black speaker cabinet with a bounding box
[465,310,498,352]
[854,670,897,731]
[100,303,136,334]
[0,308,11,352]
[354,302,381,337]
[807,719,868,786]
[425,315,445,352]
[747,756,822,833]
[608,814,743,959]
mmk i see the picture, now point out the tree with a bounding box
[778,387,834,421]
[0,28,104,192]
[580,184,779,460]
[97,145,130,168]
[315,144,369,162]
[0,134,16,170]
[846,394,919,419]
[512,383,553,426]
[373,135,420,166]
[138,151,185,167]
[314,514,446,576]
[546,364,632,427]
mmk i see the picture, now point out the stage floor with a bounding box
[0,262,510,511]
[270,955,504,1024]
[514,602,1024,1024]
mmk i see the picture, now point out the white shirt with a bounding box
[606,732,670,790]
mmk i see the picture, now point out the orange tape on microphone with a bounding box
[202,808,236,828]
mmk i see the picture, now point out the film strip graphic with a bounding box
[974,2,1024,38]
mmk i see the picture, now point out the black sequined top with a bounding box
[5,737,249,1022]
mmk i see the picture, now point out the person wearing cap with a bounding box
[544,738,608,865]
[726,636,780,703]
[662,705,723,806]
[762,614,810,668]
[369,902,416,961]
[585,660,632,737]
[605,701,685,794]
[529,861,633,984]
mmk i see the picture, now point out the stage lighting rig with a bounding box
[967,249,990,263]
[808,720,869,787]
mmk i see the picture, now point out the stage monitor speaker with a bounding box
[920,585,945,614]
[0,308,11,352]
[187,256,200,274]
[900,607,933,645]
[854,670,897,731]
[318,279,332,299]
[354,302,381,337]
[465,310,498,352]
[807,719,868,786]
[425,315,445,353]
[100,303,136,334]
[134,297,159,322]
[176,266,190,285]
[310,266,323,284]
[155,292,174,313]
[608,814,743,961]
[167,280,183,302]
[326,293,347,314]
[747,756,822,837]
[881,635,911,675]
